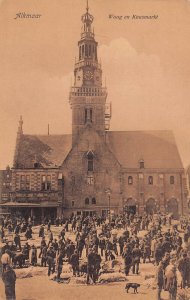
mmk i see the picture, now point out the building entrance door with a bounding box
[146,198,157,215]
[124,205,136,215]
[124,198,137,215]
[128,205,136,214]
[167,199,179,219]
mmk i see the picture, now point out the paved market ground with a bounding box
[0,275,170,300]
[0,221,183,300]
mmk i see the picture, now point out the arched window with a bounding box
[84,108,93,123]
[148,176,153,185]
[87,152,94,172]
[82,45,84,58]
[79,46,81,60]
[170,176,175,184]
[128,176,133,185]
[90,108,93,122]
[85,108,88,123]
[92,197,96,205]
[85,198,89,205]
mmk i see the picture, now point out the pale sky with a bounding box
[0,0,190,169]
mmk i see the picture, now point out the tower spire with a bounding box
[81,0,94,38]
[13,115,23,167]
[18,115,23,134]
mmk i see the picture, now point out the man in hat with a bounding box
[39,225,45,238]
[94,249,102,282]
[14,233,21,251]
[46,246,56,276]
[39,237,46,258]
[132,244,142,275]
[22,242,31,261]
[70,250,80,277]
[155,239,163,266]
[87,248,96,284]
[56,250,64,281]
[156,261,164,300]
[2,265,16,300]
[1,250,11,272]
[122,246,132,276]
[178,252,190,288]
[41,244,48,267]
[30,244,37,266]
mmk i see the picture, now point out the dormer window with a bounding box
[34,162,40,168]
[139,159,144,169]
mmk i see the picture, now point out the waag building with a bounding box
[1,4,188,221]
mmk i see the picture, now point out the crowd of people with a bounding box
[1,212,190,300]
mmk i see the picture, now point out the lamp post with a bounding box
[105,188,111,224]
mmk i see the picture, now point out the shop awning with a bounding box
[0,202,58,208]
[0,202,41,207]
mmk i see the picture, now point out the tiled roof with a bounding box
[14,130,183,169]
[14,134,72,168]
[107,130,183,169]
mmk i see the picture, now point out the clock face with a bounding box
[84,70,94,80]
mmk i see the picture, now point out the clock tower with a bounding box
[69,1,111,145]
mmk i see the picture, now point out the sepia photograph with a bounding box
[0,0,190,299]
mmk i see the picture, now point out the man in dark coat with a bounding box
[132,244,142,274]
[60,228,66,241]
[39,225,44,238]
[94,251,102,282]
[77,237,85,258]
[87,248,96,284]
[25,226,32,240]
[122,247,132,276]
[162,237,172,255]
[156,261,164,300]
[14,233,21,251]
[70,250,80,276]
[39,237,47,258]
[155,240,163,265]
[56,251,64,280]
[30,245,37,266]
[46,246,56,276]
[22,242,30,260]
[41,245,48,267]
[178,252,190,288]
[2,265,16,300]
